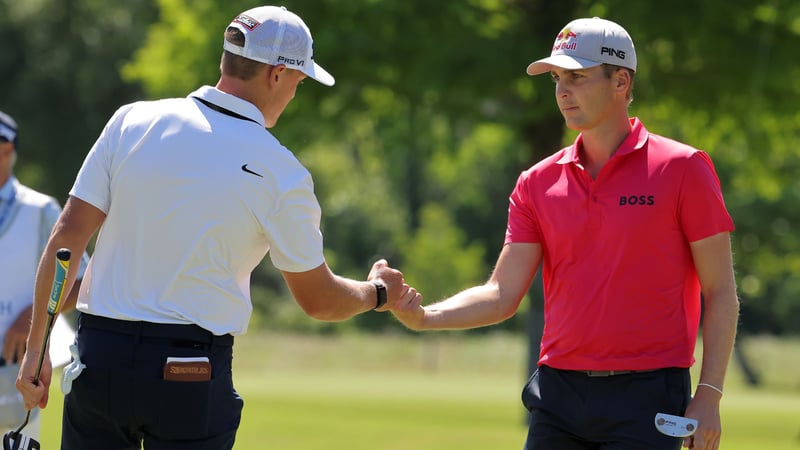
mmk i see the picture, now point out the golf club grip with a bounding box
[46,249,72,316]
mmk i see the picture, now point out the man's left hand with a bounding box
[683,387,723,450]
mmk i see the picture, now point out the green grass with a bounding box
[38,332,800,449]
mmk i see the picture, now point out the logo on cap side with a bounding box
[277,56,305,67]
[600,46,627,61]
[233,14,259,30]
[553,27,578,52]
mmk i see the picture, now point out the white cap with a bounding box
[0,110,18,147]
[223,6,335,86]
[526,17,636,76]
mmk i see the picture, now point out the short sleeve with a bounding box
[265,173,325,273]
[678,151,735,242]
[505,170,542,244]
[69,105,134,214]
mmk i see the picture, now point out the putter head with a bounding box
[654,412,697,437]
[2,431,40,450]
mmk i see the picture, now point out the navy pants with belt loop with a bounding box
[61,313,243,450]
[522,365,691,450]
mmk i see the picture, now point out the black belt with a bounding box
[79,313,234,347]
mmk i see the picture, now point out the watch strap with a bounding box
[371,281,387,310]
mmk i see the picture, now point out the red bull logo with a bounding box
[552,27,578,51]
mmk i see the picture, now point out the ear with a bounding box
[615,69,630,90]
[267,64,287,86]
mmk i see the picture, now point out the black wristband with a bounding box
[371,281,387,310]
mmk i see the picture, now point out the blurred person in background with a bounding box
[0,109,89,439]
[391,17,739,450]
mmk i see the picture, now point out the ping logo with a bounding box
[277,55,305,67]
[619,195,654,206]
[233,14,259,30]
[552,27,578,51]
[601,46,626,60]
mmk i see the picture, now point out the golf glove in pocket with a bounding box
[61,345,85,395]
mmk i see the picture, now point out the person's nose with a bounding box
[555,80,569,98]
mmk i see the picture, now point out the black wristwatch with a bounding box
[371,281,387,310]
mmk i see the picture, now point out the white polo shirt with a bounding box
[70,86,325,335]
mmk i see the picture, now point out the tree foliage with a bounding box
[0,0,157,195]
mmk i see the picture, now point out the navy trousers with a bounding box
[522,365,691,450]
[61,314,243,450]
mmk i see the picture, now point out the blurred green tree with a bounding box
[0,0,158,196]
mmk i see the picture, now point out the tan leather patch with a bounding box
[163,357,211,382]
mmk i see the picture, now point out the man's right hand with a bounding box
[390,291,425,330]
[15,349,52,411]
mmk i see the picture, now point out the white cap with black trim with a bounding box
[223,6,335,86]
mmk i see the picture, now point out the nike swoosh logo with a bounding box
[241,164,263,178]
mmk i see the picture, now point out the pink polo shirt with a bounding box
[505,118,734,370]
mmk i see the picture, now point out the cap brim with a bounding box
[526,55,602,75]
[304,62,335,86]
